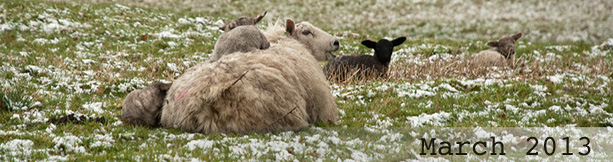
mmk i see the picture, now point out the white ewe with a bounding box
[159,19,339,134]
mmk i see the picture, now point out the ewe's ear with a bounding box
[486,41,500,47]
[286,19,295,35]
[361,40,377,48]
[392,37,407,46]
[253,11,267,24]
[512,32,522,41]
[159,83,172,92]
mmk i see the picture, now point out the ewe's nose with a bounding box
[331,40,340,51]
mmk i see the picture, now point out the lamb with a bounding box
[209,11,271,62]
[218,11,267,31]
[159,19,339,134]
[471,33,523,68]
[324,37,406,82]
[121,81,172,127]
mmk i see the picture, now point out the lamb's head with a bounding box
[121,82,172,127]
[286,19,340,61]
[487,32,522,59]
[361,37,406,66]
[219,11,267,31]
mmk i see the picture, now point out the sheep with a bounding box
[159,19,340,134]
[324,37,406,82]
[209,11,271,62]
[262,20,340,61]
[472,33,523,68]
[121,82,172,127]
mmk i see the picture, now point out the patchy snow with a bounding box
[153,29,183,39]
[0,139,34,156]
[184,139,215,151]
[53,133,88,154]
[90,133,115,148]
[546,74,565,84]
[82,102,104,114]
[406,111,451,127]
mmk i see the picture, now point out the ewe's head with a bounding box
[285,19,340,61]
[219,11,267,31]
[361,37,406,66]
[121,82,171,127]
[487,33,522,59]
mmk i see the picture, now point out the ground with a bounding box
[1,0,612,161]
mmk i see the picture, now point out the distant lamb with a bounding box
[209,11,270,62]
[324,37,406,82]
[121,81,172,127]
[472,33,523,68]
[159,19,339,134]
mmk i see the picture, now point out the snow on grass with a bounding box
[184,139,215,151]
[586,38,613,57]
[53,133,88,154]
[82,102,104,114]
[89,133,116,148]
[0,139,34,156]
[406,111,451,127]
[546,74,566,84]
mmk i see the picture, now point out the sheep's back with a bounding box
[472,50,506,67]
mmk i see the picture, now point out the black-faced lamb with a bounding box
[159,19,339,134]
[472,33,522,68]
[121,82,172,127]
[324,37,406,82]
[209,11,271,62]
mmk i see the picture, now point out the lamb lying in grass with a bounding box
[472,33,523,68]
[209,11,270,62]
[159,19,339,134]
[324,37,406,82]
[121,82,171,127]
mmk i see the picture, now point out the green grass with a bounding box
[1,0,612,161]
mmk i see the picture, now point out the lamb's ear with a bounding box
[486,41,500,47]
[361,40,377,48]
[253,11,267,24]
[286,19,295,35]
[392,37,407,46]
[512,33,522,41]
[158,83,172,92]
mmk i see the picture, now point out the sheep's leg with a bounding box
[306,81,338,125]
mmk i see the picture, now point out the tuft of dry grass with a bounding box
[386,49,612,83]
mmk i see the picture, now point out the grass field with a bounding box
[1,0,612,161]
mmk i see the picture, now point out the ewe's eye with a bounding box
[302,30,311,35]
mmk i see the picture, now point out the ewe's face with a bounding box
[291,21,340,61]
[488,33,522,59]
